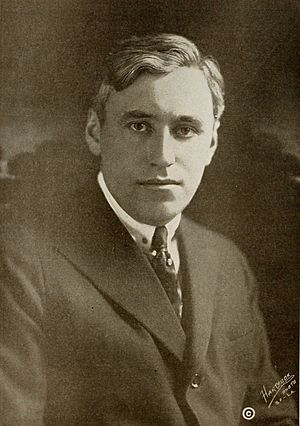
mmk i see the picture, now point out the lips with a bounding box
[138,178,181,186]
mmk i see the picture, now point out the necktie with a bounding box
[150,226,182,319]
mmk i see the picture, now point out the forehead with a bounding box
[104,67,214,123]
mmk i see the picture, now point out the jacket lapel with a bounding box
[52,180,186,362]
[179,216,219,372]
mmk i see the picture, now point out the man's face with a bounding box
[89,67,218,226]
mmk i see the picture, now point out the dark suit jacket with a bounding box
[0,178,297,425]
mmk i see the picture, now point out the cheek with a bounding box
[101,137,142,181]
[180,143,212,171]
[102,130,142,160]
[101,135,125,166]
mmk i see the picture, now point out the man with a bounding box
[0,34,297,425]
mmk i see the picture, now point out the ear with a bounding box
[85,108,102,156]
[205,119,220,165]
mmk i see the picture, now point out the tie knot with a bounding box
[151,226,168,252]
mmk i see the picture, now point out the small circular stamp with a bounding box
[242,407,256,421]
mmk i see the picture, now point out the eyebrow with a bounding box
[120,110,155,122]
[120,110,204,126]
[176,116,204,126]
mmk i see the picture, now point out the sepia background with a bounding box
[1,0,299,396]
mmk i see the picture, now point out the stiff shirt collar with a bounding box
[97,171,181,253]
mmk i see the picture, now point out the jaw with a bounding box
[122,193,190,226]
[129,205,181,226]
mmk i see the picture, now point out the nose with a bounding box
[147,128,175,168]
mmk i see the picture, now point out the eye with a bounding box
[175,126,197,138]
[129,122,149,133]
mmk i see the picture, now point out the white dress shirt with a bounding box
[98,172,181,272]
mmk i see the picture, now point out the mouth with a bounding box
[137,178,181,187]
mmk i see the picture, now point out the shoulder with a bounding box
[0,204,52,288]
[1,205,39,251]
[0,206,46,324]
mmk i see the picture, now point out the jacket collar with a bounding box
[52,177,186,362]
[179,216,219,372]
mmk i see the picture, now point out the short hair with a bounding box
[92,33,225,124]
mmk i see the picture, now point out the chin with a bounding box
[134,201,184,226]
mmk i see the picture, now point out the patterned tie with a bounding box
[150,226,182,319]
